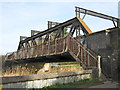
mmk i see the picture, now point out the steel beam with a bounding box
[75,7,120,27]
[20,36,28,41]
[18,17,92,50]
[55,28,63,39]
[18,17,78,50]
[43,33,49,43]
[48,21,59,29]
[31,30,41,36]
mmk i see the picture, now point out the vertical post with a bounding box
[42,43,43,56]
[84,50,86,66]
[76,29,78,37]
[62,28,64,37]
[36,45,38,57]
[76,7,80,17]
[21,49,23,59]
[75,7,77,17]
[55,39,57,54]
[78,27,81,36]
[72,39,74,52]
[48,34,49,55]
[118,19,120,28]
[81,48,83,64]
[88,54,90,67]
[63,37,65,52]
[77,45,80,57]
[98,56,101,78]
[48,21,50,29]
[65,35,68,51]
[79,8,80,18]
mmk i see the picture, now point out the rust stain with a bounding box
[77,17,92,34]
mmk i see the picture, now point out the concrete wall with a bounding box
[1,70,92,88]
[84,28,119,80]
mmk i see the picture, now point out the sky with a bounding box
[0,0,120,55]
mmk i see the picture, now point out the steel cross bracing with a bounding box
[75,7,120,27]
[17,17,92,50]
[6,17,98,69]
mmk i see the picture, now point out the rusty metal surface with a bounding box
[67,34,98,68]
[77,17,92,34]
[18,17,94,50]
[6,34,98,68]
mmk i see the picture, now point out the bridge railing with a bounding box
[66,34,98,68]
[8,36,67,60]
[7,34,98,68]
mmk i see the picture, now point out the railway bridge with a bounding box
[6,16,98,69]
[5,7,120,79]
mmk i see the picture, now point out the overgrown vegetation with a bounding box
[1,62,83,77]
[2,65,38,77]
[62,65,81,67]
[30,78,103,89]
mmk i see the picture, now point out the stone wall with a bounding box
[84,27,120,80]
[1,70,92,88]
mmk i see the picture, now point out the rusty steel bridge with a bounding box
[5,7,120,69]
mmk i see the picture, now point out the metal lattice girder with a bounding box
[48,21,60,29]
[77,17,92,34]
[31,30,41,36]
[43,33,49,43]
[18,17,92,50]
[75,6,120,27]
[20,36,28,41]
[55,27,63,39]
[18,17,76,50]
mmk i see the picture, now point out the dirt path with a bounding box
[89,81,119,88]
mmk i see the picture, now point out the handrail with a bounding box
[68,34,97,60]
[66,34,98,68]
[6,34,98,68]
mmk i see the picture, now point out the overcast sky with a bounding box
[0,0,119,55]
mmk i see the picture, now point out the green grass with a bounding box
[63,65,81,67]
[30,78,103,90]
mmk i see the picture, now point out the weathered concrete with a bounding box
[37,63,51,73]
[84,27,120,80]
[1,70,92,88]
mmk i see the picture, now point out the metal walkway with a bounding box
[6,17,98,69]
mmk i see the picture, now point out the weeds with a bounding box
[2,65,38,77]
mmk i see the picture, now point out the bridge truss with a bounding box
[6,7,120,69]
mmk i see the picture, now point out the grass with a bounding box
[63,65,81,67]
[1,63,83,77]
[57,62,78,65]
[30,78,103,89]
[2,65,38,77]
